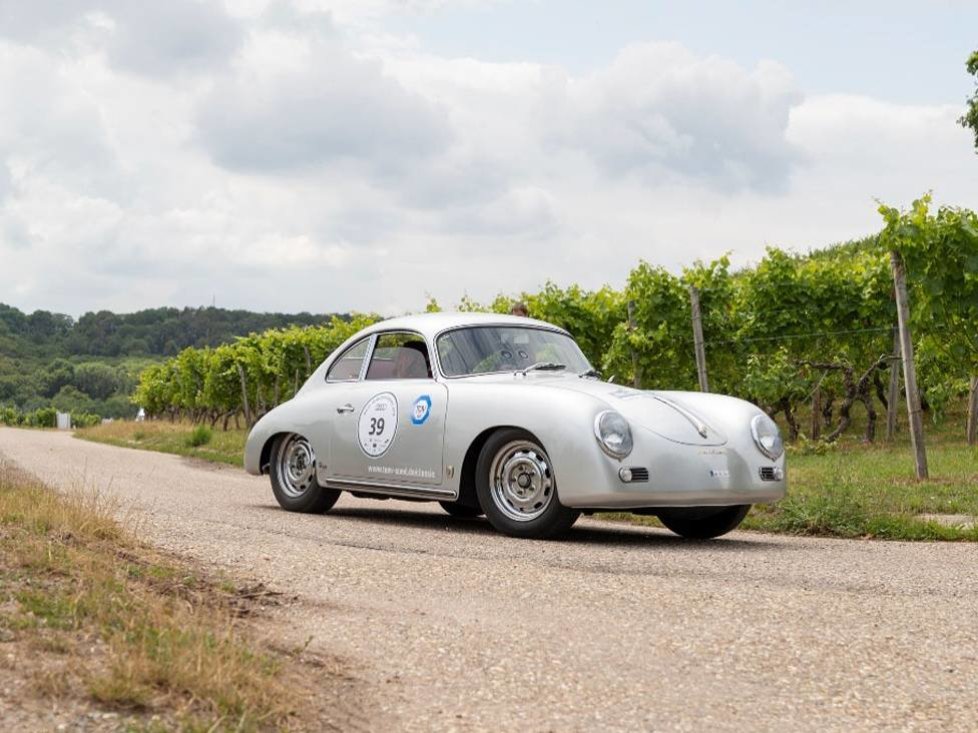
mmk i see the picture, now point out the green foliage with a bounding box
[185,426,213,448]
[134,314,381,423]
[878,194,978,417]
[0,406,94,428]
[786,434,838,456]
[71,413,103,429]
[39,359,75,399]
[51,385,95,415]
[0,406,20,426]
[0,302,346,417]
[72,363,124,401]
[604,261,691,387]
[526,283,625,369]
[742,348,809,408]
[24,407,57,428]
[959,50,978,152]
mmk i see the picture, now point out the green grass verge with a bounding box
[741,440,978,540]
[77,420,247,466]
[78,418,978,541]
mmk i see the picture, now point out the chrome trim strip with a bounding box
[357,334,378,382]
[325,335,372,384]
[325,478,457,500]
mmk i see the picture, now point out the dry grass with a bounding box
[0,462,302,731]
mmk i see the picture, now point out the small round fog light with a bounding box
[618,467,633,483]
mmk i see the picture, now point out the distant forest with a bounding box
[0,303,341,417]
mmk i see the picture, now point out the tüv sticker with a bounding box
[411,394,432,425]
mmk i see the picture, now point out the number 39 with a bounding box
[368,417,385,436]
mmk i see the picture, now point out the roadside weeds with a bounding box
[0,462,341,731]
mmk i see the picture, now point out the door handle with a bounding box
[336,404,354,414]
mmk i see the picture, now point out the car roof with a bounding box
[358,312,569,341]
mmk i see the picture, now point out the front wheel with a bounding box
[475,429,580,539]
[657,505,751,539]
[270,434,341,513]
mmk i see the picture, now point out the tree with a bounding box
[961,51,978,152]
[39,359,75,398]
[72,362,123,401]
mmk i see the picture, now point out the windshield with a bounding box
[436,326,593,377]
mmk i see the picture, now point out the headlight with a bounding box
[594,410,633,459]
[750,414,784,461]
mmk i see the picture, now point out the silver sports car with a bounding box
[244,313,786,539]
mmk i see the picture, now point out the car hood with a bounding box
[466,373,728,446]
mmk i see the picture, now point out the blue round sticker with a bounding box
[411,395,432,425]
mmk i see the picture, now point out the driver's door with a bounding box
[328,332,448,488]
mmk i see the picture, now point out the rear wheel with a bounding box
[476,429,579,539]
[270,434,340,513]
[657,505,751,539]
[438,501,484,518]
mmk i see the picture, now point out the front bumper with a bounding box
[553,426,786,510]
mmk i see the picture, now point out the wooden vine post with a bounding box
[688,285,709,392]
[889,251,928,479]
[236,363,253,428]
[885,327,901,440]
[968,376,978,446]
[810,387,822,441]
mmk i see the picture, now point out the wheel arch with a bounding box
[457,425,547,508]
[259,432,290,476]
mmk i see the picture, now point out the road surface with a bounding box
[1,427,976,732]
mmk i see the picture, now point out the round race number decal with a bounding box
[358,392,398,458]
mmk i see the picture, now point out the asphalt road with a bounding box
[1,427,976,732]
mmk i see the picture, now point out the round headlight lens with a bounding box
[594,410,633,459]
[750,413,783,461]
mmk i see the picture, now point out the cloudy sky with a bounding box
[1,0,976,317]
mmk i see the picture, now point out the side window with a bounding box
[326,338,370,382]
[366,333,432,380]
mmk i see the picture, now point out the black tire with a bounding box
[475,428,580,539]
[269,434,341,513]
[438,501,484,518]
[657,505,751,539]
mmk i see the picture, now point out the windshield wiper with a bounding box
[516,361,566,376]
[579,368,602,379]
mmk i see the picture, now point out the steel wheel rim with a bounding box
[277,435,316,498]
[489,440,555,522]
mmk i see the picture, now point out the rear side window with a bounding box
[326,338,370,382]
[366,332,432,380]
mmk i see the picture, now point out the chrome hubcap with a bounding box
[489,440,555,522]
[278,435,316,498]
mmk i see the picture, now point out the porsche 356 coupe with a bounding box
[244,313,785,539]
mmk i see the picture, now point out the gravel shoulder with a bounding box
[2,427,977,732]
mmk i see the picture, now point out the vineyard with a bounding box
[133,197,978,447]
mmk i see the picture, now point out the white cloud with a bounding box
[0,1,975,318]
[547,43,803,192]
[195,27,452,175]
[0,44,119,197]
[0,1,243,77]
